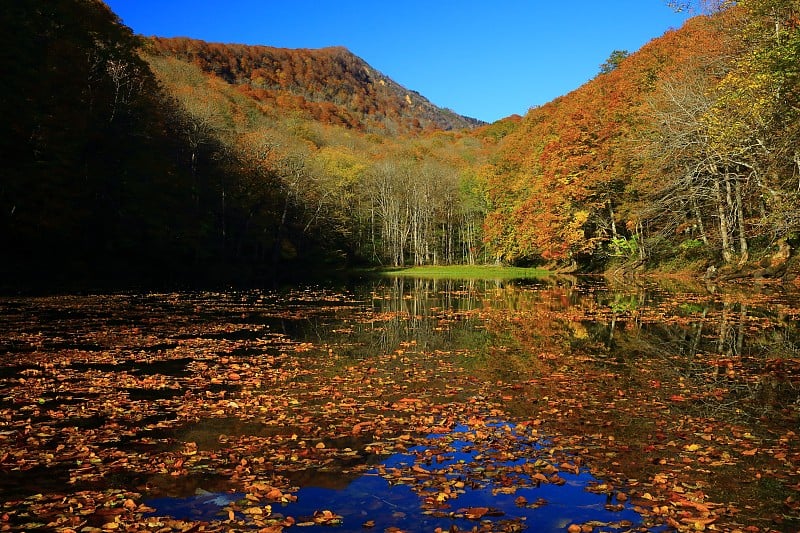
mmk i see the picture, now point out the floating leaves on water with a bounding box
[0,286,798,531]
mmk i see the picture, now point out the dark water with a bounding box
[1,275,799,531]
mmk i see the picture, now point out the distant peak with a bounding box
[146,36,485,132]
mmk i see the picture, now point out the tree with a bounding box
[369,159,413,266]
[0,0,195,284]
[599,50,630,74]
[708,0,800,248]
[637,0,800,267]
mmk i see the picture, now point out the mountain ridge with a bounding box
[145,36,485,133]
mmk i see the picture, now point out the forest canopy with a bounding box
[482,0,800,277]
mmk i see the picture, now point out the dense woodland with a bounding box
[484,2,800,277]
[2,0,800,289]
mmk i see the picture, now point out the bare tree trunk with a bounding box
[608,200,618,239]
[691,193,709,244]
[714,175,734,263]
[733,176,748,263]
[636,221,647,261]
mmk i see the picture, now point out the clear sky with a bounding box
[104,1,692,123]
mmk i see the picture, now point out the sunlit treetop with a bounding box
[667,0,736,13]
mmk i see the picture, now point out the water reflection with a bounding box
[147,422,652,532]
[1,277,798,530]
[577,291,800,422]
[225,276,800,432]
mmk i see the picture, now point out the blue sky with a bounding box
[104,1,692,123]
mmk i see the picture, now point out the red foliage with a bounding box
[147,37,480,133]
[482,13,737,264]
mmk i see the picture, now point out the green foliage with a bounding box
[610,294,640,313]
[678,302,707,314]
[609,236,639,258]
[599,50,630,74]
[473,116,523,142]
[679,239,706,253]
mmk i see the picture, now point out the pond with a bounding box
[0,276,799,532]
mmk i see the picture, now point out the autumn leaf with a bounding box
[462,507,489,520]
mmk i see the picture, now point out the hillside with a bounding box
[482,3,800,278]
[5,0,799,290]
[145,37,484,134]
[1,0,496,290]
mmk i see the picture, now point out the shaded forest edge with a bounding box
[0,0,490,293]
[3,1,800,293]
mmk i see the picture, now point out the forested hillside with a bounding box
[139,37,497,272]
[483,1,800,278]
[146,38,484,133]
[0,0,491,290]
[1,0,197,287]
[3,0,799,290]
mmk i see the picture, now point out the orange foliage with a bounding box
[482,13,738,264]
[147,37,480,134]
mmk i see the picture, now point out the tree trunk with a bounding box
[691,193,708,245]
[713,175,734,263]
[636,221,646,261]
[608,200,618,239]
[733,176,748,263]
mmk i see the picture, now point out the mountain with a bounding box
[2,0,495,290]
[7,0,797,290]
[144,37,484,134]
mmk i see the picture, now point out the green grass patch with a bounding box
[380,265,551,280]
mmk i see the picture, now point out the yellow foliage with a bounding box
[314,146,368,185]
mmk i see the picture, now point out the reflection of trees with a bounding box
[269,280,800,424]
[591,297,800,421]
[337,277,573,361]
[355,277,494,356]
[428,279,800,422]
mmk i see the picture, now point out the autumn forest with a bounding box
[3,0,800,287]
[4,2,800,532]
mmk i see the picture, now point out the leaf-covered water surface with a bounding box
[1,277,799,532]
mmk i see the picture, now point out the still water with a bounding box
[1,275,798,531]
[146,422,646,532]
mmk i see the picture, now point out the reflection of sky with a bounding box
[147,424,651,532]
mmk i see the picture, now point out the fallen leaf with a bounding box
[462,507,489,520]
